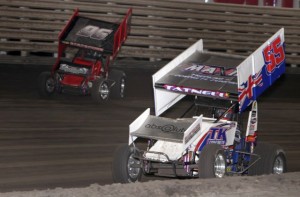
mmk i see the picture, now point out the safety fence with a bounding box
[0,0,299,66]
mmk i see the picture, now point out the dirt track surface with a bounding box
[2,172,300,197]
[0,64,299,193]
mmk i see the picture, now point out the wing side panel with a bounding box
[237,28,285,112]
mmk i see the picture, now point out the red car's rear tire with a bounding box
[109,70,126,99]
[91,78,110,103]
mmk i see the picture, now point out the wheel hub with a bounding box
[127,154,141,180]
[99,82,109,99]
[214,153,226,178]
[273,156,285,174]
[45,78,55,93]
[120,78,125,98]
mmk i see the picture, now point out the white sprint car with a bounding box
[112,28,287,183]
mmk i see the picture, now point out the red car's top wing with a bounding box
[59,8,132,57]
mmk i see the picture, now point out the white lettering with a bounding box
[185,64,204,72]
[163,85,229,98]
[202,66,216,74]
[183,63,237,76]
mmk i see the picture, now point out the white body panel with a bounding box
[183,115,203,151]
[145,141,182,162]
[153,39,203,116]
[137,112,238,162]
[145,117,236,162]
[129,108,150,145]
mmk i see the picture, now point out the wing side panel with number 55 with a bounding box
[237,28,286,112]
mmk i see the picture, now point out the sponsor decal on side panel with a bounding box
[262,36,285,75]
[163,84,230,99]
[238,69,263,110]
[183,63,237,76]
[173,74,237,85]
[169,63,238,85]
[67,41,104,51]
[77,25,113,40]
[195,123,235,151]
[184,124,201,144]
[238,36,285,112]
[145,123,186,133]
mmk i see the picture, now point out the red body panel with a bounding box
[113,8,132,60]
[61,75,84,86]
[73,58,94,66]
[245,0,258,5]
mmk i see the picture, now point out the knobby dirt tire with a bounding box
[37,71,55,98]
[248,142,287,175]
[109,70,126,99]
[198,144,227,178]
[112,144,142,183]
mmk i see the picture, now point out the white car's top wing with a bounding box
[153,29,286,115]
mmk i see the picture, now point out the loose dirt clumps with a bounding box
[1,172,300,197]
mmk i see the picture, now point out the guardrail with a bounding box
[0,0,299,67]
